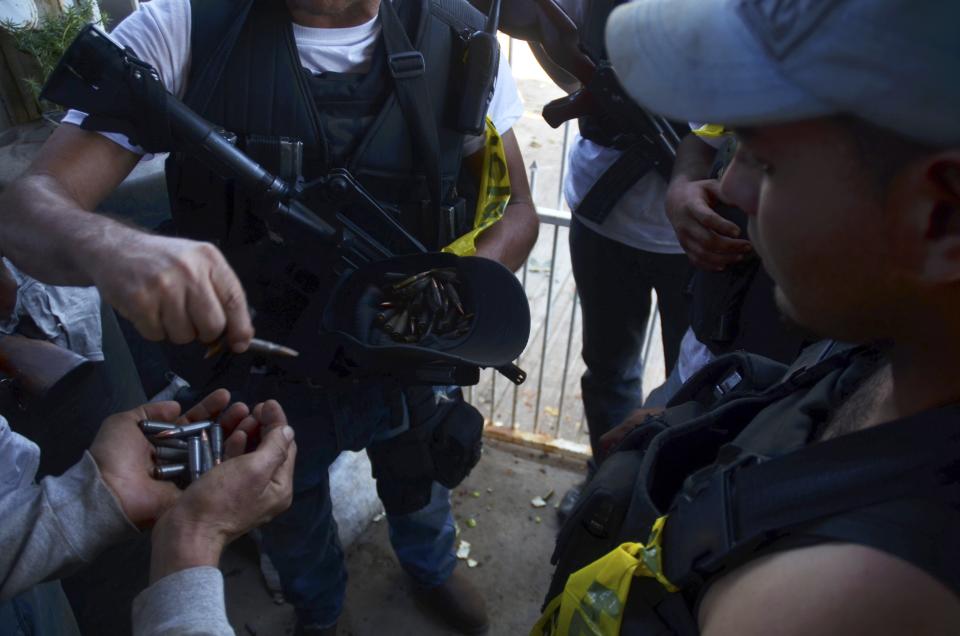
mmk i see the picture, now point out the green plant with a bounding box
[2,1,107,103]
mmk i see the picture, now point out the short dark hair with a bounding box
[838,115,940,188]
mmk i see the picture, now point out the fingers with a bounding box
[178,389,231,424]
[185,273,228,345]
[218,401,251,436]
[129,310,165,343]
[690,201,743,239]
[137,401,183,425]
[224,430,247,461]
[157,284,197,345]
[679,224,749,271]
[208,255,254,353]
[244,423,296,490]
[257,400,288,432]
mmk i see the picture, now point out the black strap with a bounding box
[663,401,960,588]
[380,0,445,245]
[183,0,254,113]
[575,142,670,225]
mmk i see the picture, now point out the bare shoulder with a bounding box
[698,542,960,636]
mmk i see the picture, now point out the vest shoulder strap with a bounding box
[185,0,254,111]
[429,0,485,33]
[661,401,960,590]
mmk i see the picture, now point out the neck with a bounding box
[286,0,381,28]
[882,320,960,422]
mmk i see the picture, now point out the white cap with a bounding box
[605,0,960,146]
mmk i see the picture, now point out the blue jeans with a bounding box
[257,379,457,627]
[569,217,691,457]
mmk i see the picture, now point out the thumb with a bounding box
[258,400,288,432]
[701,179,724,201]
[244,423,295,484]
[133,401,183,426]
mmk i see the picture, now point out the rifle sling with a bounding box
[381,0,445,247]
[574,142,670,225]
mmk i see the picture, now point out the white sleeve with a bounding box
[132,567,234,636]
[462,52,526,156]
[63,0,193,155]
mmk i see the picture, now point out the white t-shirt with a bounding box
[564,137,682,254]
[64,0,525,157]
[556,0,682,254]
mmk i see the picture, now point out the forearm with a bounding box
[0,452,136,600]
[475,199,539,271]
[0,174,142,286]
[669,134,717,186]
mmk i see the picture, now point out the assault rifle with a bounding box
[470,0,681,226]
[40,26,530,388]
[0,334,93,399]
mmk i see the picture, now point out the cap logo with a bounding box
[737,0,843,59]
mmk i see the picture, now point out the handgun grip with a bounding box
[542,89,594,129]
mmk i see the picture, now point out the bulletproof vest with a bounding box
[544,343,960,634]
[164,0,485,341]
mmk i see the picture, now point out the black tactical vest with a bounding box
[164,0,486,341]
[543,343,960,634]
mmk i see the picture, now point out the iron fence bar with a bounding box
[512,161,538,430]
[532,223,560,433]
[489,367,497,423]
[556,121,572,209]
[554,290,578,436]
[639,294,660,391]
[536,208,571,227]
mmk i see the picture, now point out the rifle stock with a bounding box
[0,334,92,398]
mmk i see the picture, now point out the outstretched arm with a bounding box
[0,125,254,350]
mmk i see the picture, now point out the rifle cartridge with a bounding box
[154,464,187,480]
[139,420,177,434]
[154,420,214,439]
[154,446,189,461]
[188,436,203,481]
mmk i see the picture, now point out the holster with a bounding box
[368,386,484,515]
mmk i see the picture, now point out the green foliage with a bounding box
[1,1,107,102]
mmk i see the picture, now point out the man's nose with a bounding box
[719,156,761,218]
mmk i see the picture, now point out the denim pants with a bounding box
[569,217,692,457]
[257,379,457,627]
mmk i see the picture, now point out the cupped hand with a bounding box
[90,234,254,352]
[665,179,752,271]
[149,400,296,582]
[89,389,248,528]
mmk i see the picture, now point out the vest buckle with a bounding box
[389,51,426,79]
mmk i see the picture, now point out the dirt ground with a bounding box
[223,441,583,636]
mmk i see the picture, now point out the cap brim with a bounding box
[606,0,834,127]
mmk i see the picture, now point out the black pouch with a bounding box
[367,386,484,515]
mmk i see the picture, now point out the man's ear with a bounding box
[909,151,960,285]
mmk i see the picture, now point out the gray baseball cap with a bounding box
[606,0,960,146]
